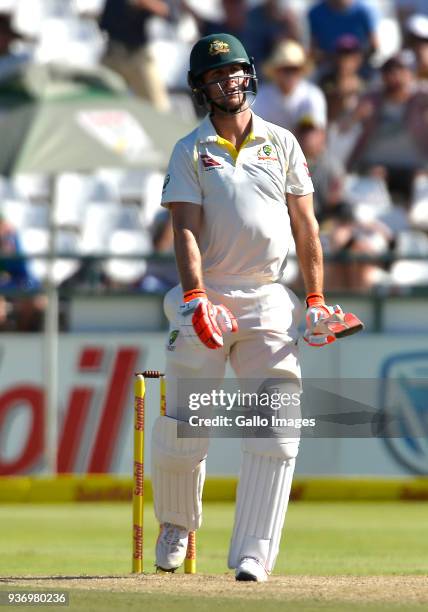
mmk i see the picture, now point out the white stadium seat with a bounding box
[20,227,80,285]
[92,169,122,202]
[53,229,81,285]
[11,174,50,202]
[0,0,16,12]
[34,16,105,67]
[79,201,121,254]
[117,170,145,203]
[344,174,392,221]
[140,171,165,229]
[409,174,428,231]
[0,176,15,200]
[1,200,34,229]
[25,202,49,229]
[147,40,194,89]
[378,207,409,234]
[19,227,49,282]
[102,229,152,284]
[53,173,104,227]
[12,0,70,39]
[390,260,428,286]
[117,204,144,231]
[72,0,106,16]
[395,230,428,258]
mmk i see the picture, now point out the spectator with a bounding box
[199,0,298,74]
[0,13,30,81]
[319,34,365,122]
[348,50,428,203]
[253,41,327,132]
[0,214,45,331]
[396,0,428,30]
[322,202,393,291]
[308,0,379,77]
[139,210,178,293]
[406,14,428,81]
[295,115,346,221]
[99,0,171,111]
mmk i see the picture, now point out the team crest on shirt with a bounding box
[208,40,230,56]
[257,143,278,162]
[200,153,223,171]
[167,329,179,351]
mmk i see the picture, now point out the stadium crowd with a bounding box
[0,0,428,330]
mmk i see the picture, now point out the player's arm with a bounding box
[288,193,363,344]
[169,202,203,292]
[287,192,323,296]
[169,202,237,349]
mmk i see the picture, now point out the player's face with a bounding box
[202,63,249,112]
[273,65,302,94]
[382,65,413,92]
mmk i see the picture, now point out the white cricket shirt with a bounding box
[253,80,327,131]
[161,112,314,284]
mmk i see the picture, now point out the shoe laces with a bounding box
[162,522,186,548]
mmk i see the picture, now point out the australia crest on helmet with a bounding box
[208,40,230,56]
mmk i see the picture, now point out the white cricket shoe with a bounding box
[235,557,268,582]
[155,522,189,572]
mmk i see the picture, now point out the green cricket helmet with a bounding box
[188,33,258,108]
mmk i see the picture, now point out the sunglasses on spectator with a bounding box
[276,65,302,74]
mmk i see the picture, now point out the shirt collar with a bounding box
[197,111,269,144]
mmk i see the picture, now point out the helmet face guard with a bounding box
[188,34,258,114]
[188,60,258,114]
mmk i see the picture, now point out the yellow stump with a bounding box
[133,370,197,574]
[132,374,145,573]
[185,531,196,574]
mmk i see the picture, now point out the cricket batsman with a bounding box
[151,33,363,581]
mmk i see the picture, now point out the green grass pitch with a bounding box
[0,501,427,610]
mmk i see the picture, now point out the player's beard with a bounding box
[205,76,255,115]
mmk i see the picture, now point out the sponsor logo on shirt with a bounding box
[208,40,230,56]
[257,143,278,162]
[201,153,223,170]
[304,162,311,177]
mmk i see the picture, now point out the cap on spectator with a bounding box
[381,49,416,72]
[334,34,362,53]
[263,41,306,79]
[406,14,428,40]
[296,114,324,131]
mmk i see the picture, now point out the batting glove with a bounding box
[304,293,364,347]
[179,288,238,350]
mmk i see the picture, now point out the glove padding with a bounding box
[180,291,238,350]
[304,304,364,347]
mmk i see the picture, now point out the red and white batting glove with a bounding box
[304,293,364,347]
[179,288,238,350]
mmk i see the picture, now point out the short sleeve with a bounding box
[285,134,314,196]
[309,87,327,129]
[161,139,202,208]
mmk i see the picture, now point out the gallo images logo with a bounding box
[380,352,428,475]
